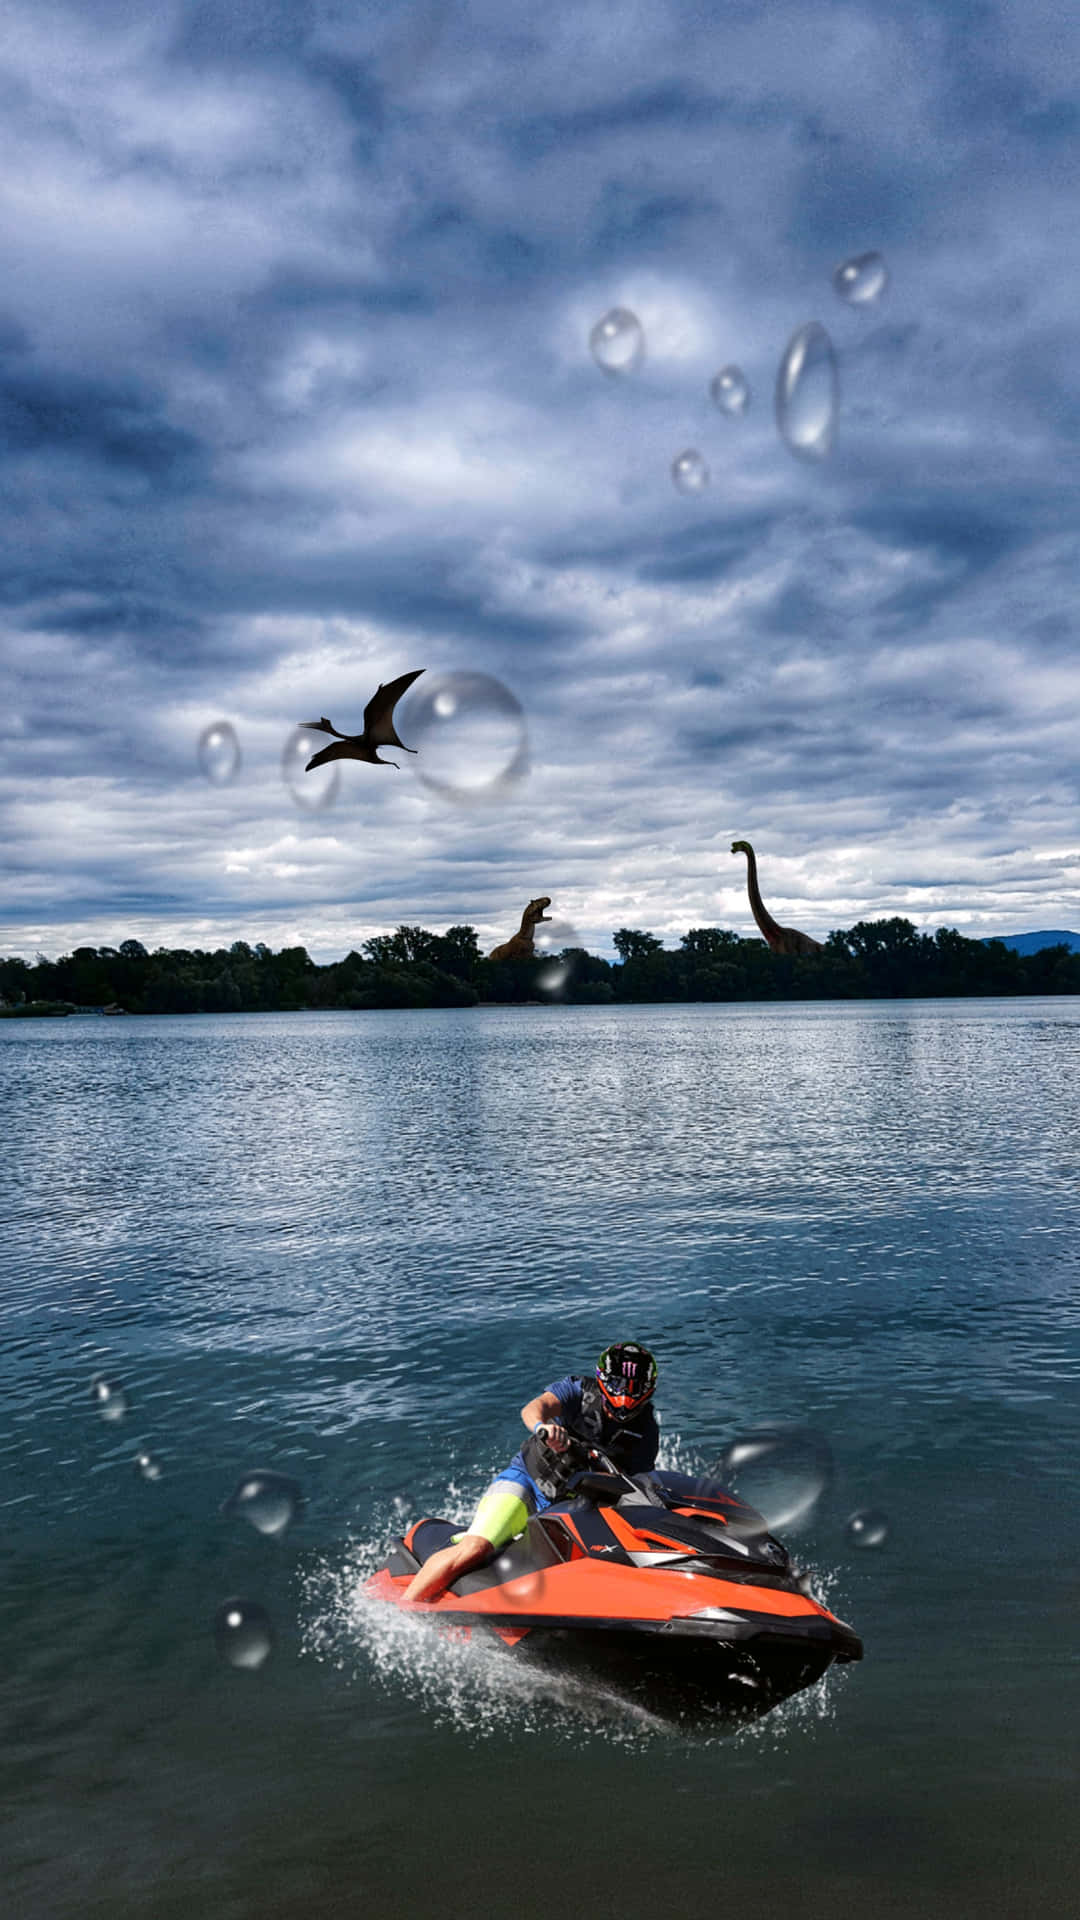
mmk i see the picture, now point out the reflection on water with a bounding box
[1,1001,1078,1917]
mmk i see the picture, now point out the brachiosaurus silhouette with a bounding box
[488,897,552,962]
[731,841,824,956]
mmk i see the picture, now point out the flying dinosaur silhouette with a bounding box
[300,668,425,771]
[731,840,825,956]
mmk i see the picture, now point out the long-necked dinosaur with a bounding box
[488,897,552,962]
[731,841,824,956]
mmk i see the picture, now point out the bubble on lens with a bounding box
[214,1598,274,1670]
[533,918,582,999]
[709,1427,833,1532]
[281,726,341,812]
[135,1449,162,1481]
[671,449,709,495]
[198,721,241,786]
[775,321,839,461]
[222,1470,304,1538]
[710,366,750,415]
[408,672,529,806]
[832,251,888,306]
[589,307,645,375]
[90,1375,128,1423]
[845,1507,888,1549]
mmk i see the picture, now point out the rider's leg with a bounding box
[403,1479,532,1604]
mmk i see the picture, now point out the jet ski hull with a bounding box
[368,1473,862,1724]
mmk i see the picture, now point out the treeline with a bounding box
[2,918,1079,1015]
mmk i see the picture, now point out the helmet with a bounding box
[596,1342,658,1418]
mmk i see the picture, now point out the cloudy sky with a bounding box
[2,0,1079,963]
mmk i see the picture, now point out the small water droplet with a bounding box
[214,1598,274,1670]
[710,365,750,415]
[589,307,645,375]
[135,1450,162,1481]
[223,1470,304,1538]
[408,672,529,806]
[671,449,709,494]
[709,1427,833,1532]
[533,918,582,998]
[391,1492,413,1524]
[90,1375,128,1422]
[775,321,838,461]
[197,721,241,786]
[281,726,341,812]
[832,251,888,305]
[845,1507,888,1548]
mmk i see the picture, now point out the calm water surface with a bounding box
[2,1001,1078,1919]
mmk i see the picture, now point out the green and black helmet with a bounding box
[596,1341,658,1417]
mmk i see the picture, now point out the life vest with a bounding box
[519,1377,659,1501]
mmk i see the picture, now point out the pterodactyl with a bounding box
[300,668,425,771]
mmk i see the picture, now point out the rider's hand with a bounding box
[536,1421,568,1452]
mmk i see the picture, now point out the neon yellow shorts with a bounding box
[452,1478,533,1550]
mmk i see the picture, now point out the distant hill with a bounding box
[979,930,1080,955]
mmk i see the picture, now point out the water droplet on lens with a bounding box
[391,1492,412,1524]
[533,918,582,998]
[710,365,750,415]
[408,672,529,805]
[197,721,241,785]
[223,1470,304,1538]
[214,1598,274,1670]
[281,726,341,812]
[845,1507,888,1548]
[671,449,709,494]
[589,307,645,375]
[775,321,838,461]
[709,1427,833,1531]
[832,251,888,305]
[90,1376,128,1422]
[135,1450,162,1481]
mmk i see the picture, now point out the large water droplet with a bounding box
[845,1507,888,1548]
[281,726,341,812]
[135,1449,162,1481]
[214,1599,274,1670]
[408,672,529,805]
[589,308,645,375]
[832,251,888,305]
[533,918,582,999]
[709,1427,833,1532]
[223,1470,304,1538]
[710,365,750,415]
[775,322,838,461]
[197,721,241,786]
[90,1375,128,1422]
[671,449,709,494]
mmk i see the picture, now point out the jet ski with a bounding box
[367,1449,862,1722]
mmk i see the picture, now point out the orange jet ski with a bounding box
[367,1453,862,1721]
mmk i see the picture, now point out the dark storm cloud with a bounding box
[2,0,1079,958]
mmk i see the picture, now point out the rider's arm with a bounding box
[521,1390,564,1433]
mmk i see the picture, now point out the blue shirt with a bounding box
[497,1375,659,1510]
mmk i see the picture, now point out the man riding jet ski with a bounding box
[372,1345,862,1719]
[401,1341,661,1605]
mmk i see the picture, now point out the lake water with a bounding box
[2,1000,1078,1920]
